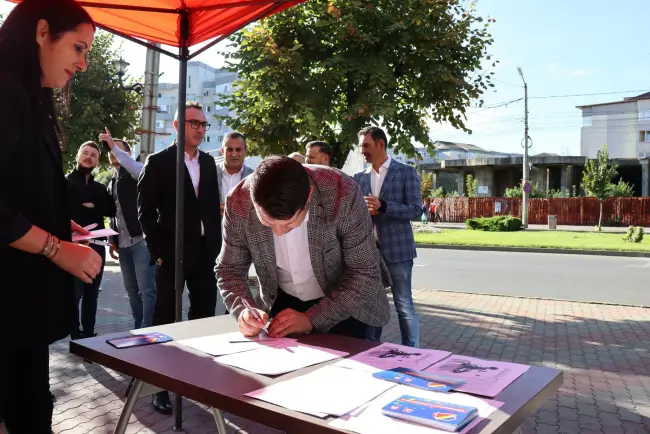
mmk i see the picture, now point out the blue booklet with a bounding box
[373,367,466,392]
[381,395,478,431]
[107,332,173,349]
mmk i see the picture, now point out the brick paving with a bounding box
[47,263,650,433]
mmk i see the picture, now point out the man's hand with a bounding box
[220,202,225,217]
[109,244,119,261]
[364,195,381,216]
[82,202,95,209]
[267,308,313,338]
[98,127,115,150]
[238,307,269,337]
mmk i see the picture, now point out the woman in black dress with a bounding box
[0,1,102,432]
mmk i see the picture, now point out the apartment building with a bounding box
[578,92,650,158]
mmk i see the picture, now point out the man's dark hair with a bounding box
[250,156,310,220]
[358,126,388,148]
[306,140,333,160]
[223,131,246,148]
[78,141,101,155]
[115,139,131,153]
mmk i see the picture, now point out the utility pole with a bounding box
[518,67,531,228]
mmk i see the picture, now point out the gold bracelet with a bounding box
[48,237,61,260]
[39,233,53,257]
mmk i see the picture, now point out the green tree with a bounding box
[219,0,495,168]
[420,172,433,199]
[465,173,478,197]
[503,182,546,199]
[56,31,141,170]
[607,179,634,197]
[581,145,618,231]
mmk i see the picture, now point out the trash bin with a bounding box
[548,215,557,230]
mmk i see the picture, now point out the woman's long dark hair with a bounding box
[0,0,94,141]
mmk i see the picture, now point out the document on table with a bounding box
[330,385,503,434]
[334,342,451,372]
[424,355,530,397]
[216,342,348,375]
[178,332,294,357]
[246,365,396,417]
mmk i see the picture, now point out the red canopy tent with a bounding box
[7,0,307,428]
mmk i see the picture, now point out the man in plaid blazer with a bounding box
[216,156,391,340]
[354,126,422,347]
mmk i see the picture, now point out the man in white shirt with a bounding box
[215,132,254,216]
[137,100,222,414]
[216,156,391,340]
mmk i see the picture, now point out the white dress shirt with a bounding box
[369,156,391,238]
[222,165,244,196]
[273,212,325,301]
[184,151,204,234]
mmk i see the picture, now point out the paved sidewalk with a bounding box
[49,265,650,433]
[413,221,650,234]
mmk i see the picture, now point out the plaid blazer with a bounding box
[216,165,391,332]
[354,159,422,263]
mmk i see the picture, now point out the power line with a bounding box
[530,89,650,100]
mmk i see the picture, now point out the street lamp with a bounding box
[112,57,144,95]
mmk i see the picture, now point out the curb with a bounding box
[416,243,650,258]
[425,288,650,309]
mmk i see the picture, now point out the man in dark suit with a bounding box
[217,156,391,340]
[137,100,222,414]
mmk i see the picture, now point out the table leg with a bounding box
[211,408,229,433]
[114,379,144,434]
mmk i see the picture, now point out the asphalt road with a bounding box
[413,248,650,307]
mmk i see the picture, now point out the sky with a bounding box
[1,0,649,156]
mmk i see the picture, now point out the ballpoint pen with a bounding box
[241,298,269,333]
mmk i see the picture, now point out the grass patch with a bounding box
[414,229,650,252]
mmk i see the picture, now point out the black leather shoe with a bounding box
[152,391,173,415]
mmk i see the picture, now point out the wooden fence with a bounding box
[436,197,650,226]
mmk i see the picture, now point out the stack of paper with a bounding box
[334,342,451,372]
[330,385,503,434]
[424,355,530,397]
[216,342,348,375]
[178,332,295,357]
[246,365,396,417]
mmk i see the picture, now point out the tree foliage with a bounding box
[607,179,634,198]
[465,173,478,197]
[581,145,618,230]
[219,0,495,168]
[56,31,141,170]
[420,171,433,199]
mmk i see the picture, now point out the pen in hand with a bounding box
[241,298,269,333]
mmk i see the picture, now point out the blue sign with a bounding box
[523,182,532,194]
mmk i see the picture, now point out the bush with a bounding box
[623,226,644,243]
[466,215,523,232]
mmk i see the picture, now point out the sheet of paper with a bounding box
[330,385,503,434]
[72,228,119,242]
[424,355,530,397]
[334,343,451,372]
[215,342,348,375]
[178,332,294,357]
[246,365,396,417]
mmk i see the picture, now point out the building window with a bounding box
[207,136,210,143]
[188,75,192,88]
[204,90,209,96]
[640,110,650,121]
[640,131,650,142]
[155,120,165,129]
[582,116,593,127]
[157,93,162,98]
[207,106,211,112]
[216,119,223,128]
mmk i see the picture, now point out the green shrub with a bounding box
[466,215,523,232]
[623,226,644,243]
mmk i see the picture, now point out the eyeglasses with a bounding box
[185,120,211,131]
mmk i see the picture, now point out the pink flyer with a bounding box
[424,355,530,397]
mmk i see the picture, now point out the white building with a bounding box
[578,92,650,158]
[154,61,238,155]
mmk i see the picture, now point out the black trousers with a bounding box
[269,289,381,340]
[153,239,220,326]
[73,243,106,335]
[0,344,52,434]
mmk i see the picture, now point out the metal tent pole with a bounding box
[172,10,190,433]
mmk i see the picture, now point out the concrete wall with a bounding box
[580,101,638,158]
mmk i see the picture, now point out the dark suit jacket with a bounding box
[137,143,222,267]
[0,73,75,345]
